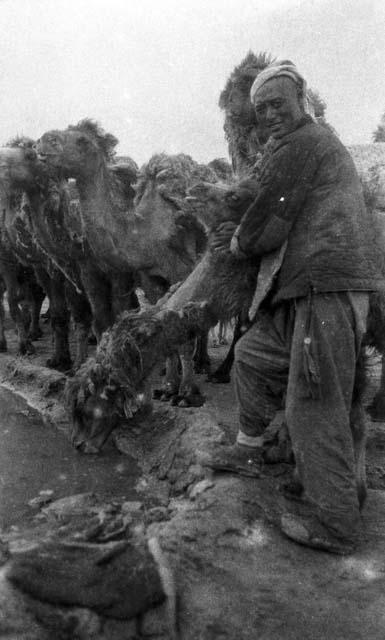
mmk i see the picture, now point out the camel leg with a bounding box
[4,270,35,355]
[153,353,181,401]
[210,325,219,348]
[36,268,72,371]
[208,315,246,384]
[80,265,114,341]
[48,274,72,371]
[193,329,211,374]
[175,340,205,408]
[65,281,93,370]
[0,280,7,352]
[218,320,229,345]
[367,355,385,421]
[111,273,139,317]
[27,277,45,341]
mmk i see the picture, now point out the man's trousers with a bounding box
[234,291,369,539]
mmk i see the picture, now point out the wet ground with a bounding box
[0,309,236,534]
[0,386,139,529]
[3,314,385,639]
[1,308,385,521]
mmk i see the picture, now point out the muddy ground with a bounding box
[1,312,385,639]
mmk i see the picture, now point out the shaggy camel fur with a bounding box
[0,144,44,355]
[0,141,96,369]
[0,143,77,365]
[35,120,140,343]
[132,153,228,396]
[132,152,209,297]
[65,179,259,451]
[130,153,220,404]
[219,51,273,177]
[66,302,214,453]
[207,158,233,183]
[36,123,210,342]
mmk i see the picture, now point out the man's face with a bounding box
[253,77,304,139]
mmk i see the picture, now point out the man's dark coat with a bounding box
[236,115,384,303]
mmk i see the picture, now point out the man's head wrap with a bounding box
[250,61,313,116]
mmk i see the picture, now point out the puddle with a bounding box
[0,386,140,529]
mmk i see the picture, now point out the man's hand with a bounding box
[211,221,239,253]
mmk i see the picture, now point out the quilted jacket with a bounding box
[236,115,384,302]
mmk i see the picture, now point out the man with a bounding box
[210,62,383,554]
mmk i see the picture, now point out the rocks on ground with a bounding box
[2,332,385,638]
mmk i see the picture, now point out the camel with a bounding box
[0,142,92,369]
[0,145,42,354]
[349,145,385,212]
[357,157,385,419]
[34,120,140,342]
[218,51,273,177]
[130,153,221,399]
[207,158,233,183]
[0,218,45,357]
[66,302,215,453]
[36,123,217,391]
[0,277,5,350]
[132,154,238,396]
[0,272,45,354]
[0,277,9,353]
[0,144,63,359]
[131,152,210,292]
[35,122,210,343]
[25,178,94,369]
[65,178,259,452]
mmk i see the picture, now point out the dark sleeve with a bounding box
[236,135,321,257]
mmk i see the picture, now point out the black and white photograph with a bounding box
[0,0,385,638]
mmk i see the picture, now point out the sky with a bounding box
[0,0,384,165]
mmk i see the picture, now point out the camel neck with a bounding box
[74,163,152,272]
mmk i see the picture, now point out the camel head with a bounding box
[219,51,273,131]
[66,355,153,455]
[66,305,212,453]
[219,52,287,175]
[132,154,211,291]
[207,158,233,182]
[0,138,46,190]
[186,178,259,231]
[66,310,169,453]
[35,119,118,181]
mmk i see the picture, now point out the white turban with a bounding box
[250,62,313,115]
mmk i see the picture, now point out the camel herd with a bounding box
[0,128,215,366]
[1,51,385,454]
